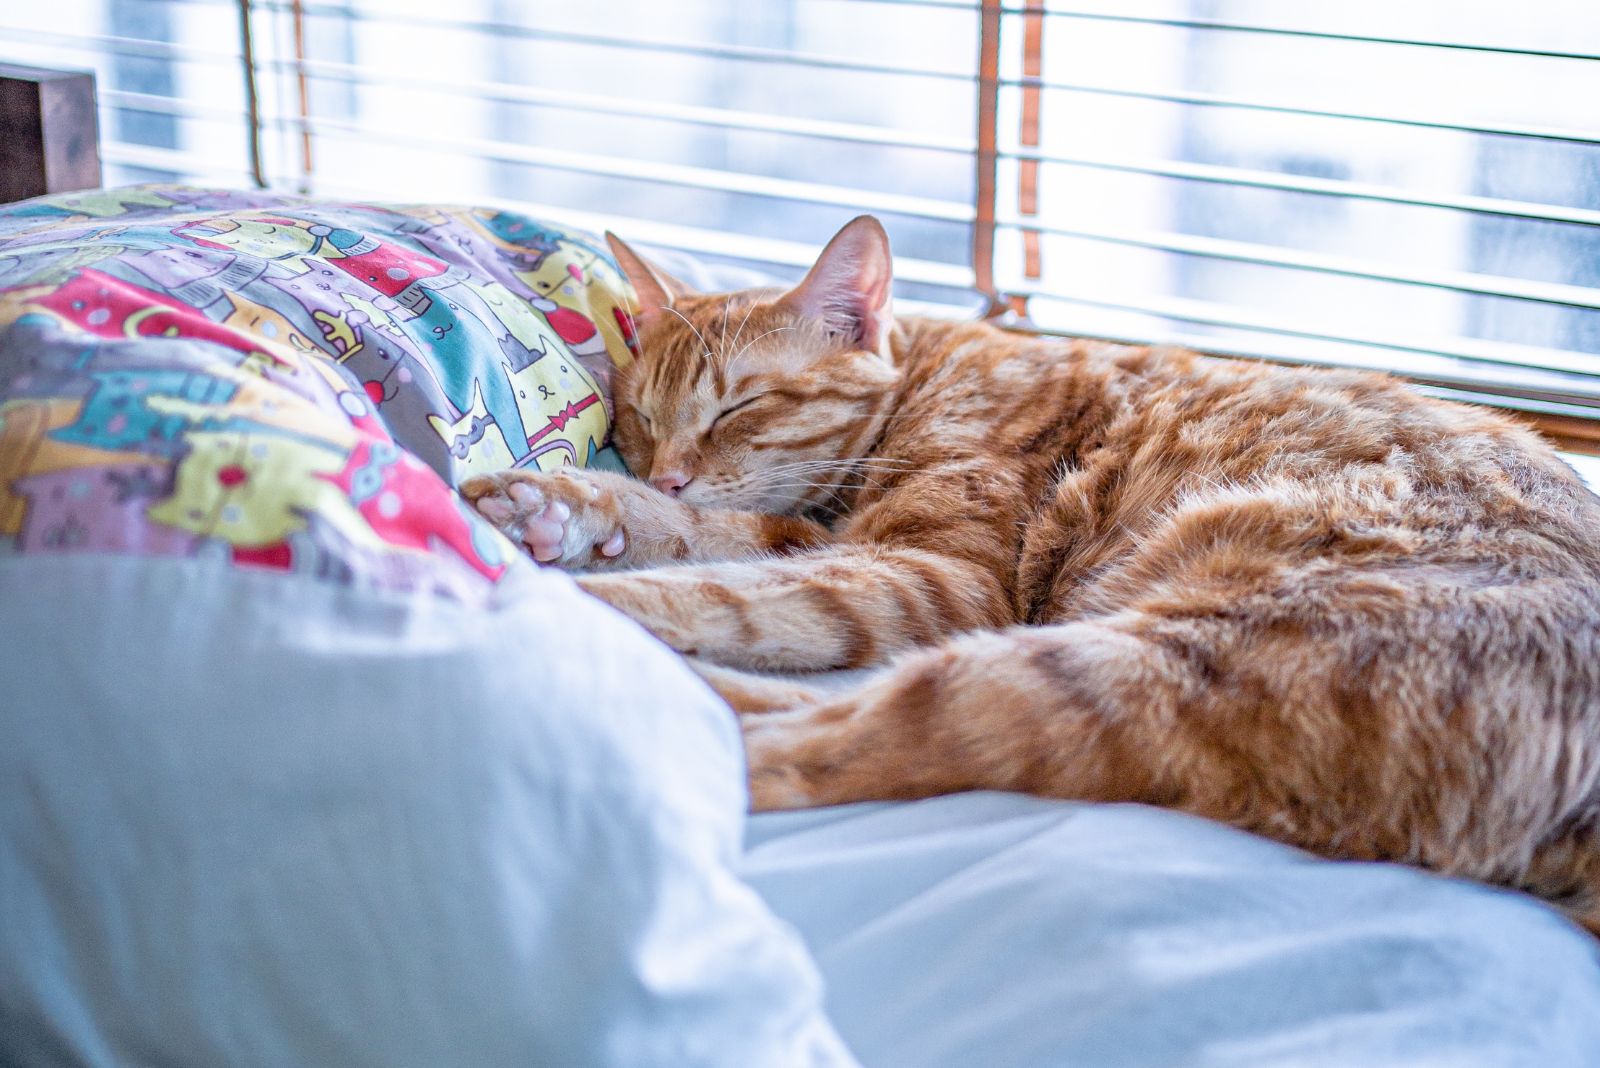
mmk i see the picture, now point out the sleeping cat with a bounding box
[461,216,1600,935]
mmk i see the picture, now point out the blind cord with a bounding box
[235,0,268,189]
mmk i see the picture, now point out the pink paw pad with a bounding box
[505,483,570,562]
[464,473,624,565]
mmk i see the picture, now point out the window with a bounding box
[4,0,1598,441]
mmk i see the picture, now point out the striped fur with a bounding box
[465,217,1600,935]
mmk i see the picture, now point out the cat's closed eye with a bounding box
[710,395,763,432]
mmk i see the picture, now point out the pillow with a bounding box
[0,187,857,1066]
[0,557,855,1066]
[0,183,636,481]
[0,184,643,594]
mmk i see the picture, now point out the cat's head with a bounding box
[605,216,902,515]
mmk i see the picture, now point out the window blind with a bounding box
[3,0,1597,437]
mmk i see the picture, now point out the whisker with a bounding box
[729,471,902,509]
[662,305,713,363]
[727,299,758,357]
[754,455,916,471]
[740,463,907,482]
[736,470,902,492]
[723,325,794,379]
[746,459,915,481]
[738,476,876,491]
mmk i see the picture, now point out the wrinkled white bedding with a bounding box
[744,793,1600,1068]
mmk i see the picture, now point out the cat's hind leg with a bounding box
[741,603,1600,942]
[739,622,1190,811]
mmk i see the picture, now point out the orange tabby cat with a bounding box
[461,217,1600,935]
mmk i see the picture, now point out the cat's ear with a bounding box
[779,215,894,355]
[605,232,697,328]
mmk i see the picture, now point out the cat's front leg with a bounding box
[460,467,832,569]
[574,548,1009,671]
[460,467,682,569]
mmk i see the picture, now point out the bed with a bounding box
[746,796,1600,1066]
[2,187,1598,1067]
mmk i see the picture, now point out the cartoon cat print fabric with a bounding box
[0,185,636,598]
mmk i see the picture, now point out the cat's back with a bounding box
[1039,343,1600,623]
[1122,354,1600,571]
[883,316,1593,523]
[874,318,1600,616]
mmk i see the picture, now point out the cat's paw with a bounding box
[459,468,627,567]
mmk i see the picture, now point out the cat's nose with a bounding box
[649,470,693,497]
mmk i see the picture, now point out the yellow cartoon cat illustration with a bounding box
[504,358,609,472]
[147,428,350,547]
[514,243,633,362]
[177,217,320,261]
[221,292,324,363]
[465,278,568,362]
[426,381,516,477]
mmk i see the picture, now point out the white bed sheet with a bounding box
[743,793,1600,1067]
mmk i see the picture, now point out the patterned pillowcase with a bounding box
[0,185,638,598]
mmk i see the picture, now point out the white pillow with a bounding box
[0,554,856,1067]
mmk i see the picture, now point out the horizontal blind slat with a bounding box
[1025,312,1600,416]
[1012,78,1600,144]
[1009,7,1600,61]
[299,119,974,222]
[999,148,1600,228]
[1016,286,1600,385]
[101,89,244,123]
[1410,386,1600,423]
[276,57,972,152]
[997,219,1600,310]
[101,142,255,180]
[1022,319,1600,417]
[1,26,239,63]
[256,1,973,82]
[860,0,1600,60]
